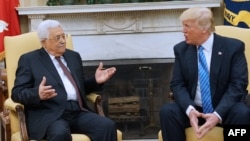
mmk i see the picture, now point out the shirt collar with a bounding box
[200,33,214,52]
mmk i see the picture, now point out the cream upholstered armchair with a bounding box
[215,25,250,91]
[3,32,122,141]
[158,25,250,141]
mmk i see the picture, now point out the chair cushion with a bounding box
[185,126,223,141]
[72,134,91,141]
[12,130,122,141]
[158,127,223,141]
[11,132,90,141]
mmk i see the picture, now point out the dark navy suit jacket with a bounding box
[11,48,102,139]
[170,33,248,120]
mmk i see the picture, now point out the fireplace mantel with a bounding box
[17,1,221,14]
[17,1,221,34]
[16,1,222,63]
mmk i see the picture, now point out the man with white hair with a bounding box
[11,19,117,141]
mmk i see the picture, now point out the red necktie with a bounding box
[55,56,85,111]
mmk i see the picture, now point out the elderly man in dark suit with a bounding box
[11,19,117,141]
[159,7,250,141]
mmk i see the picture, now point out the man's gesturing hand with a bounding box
[39,76,57,100]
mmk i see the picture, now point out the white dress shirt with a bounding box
[48,54,78,101]
[185,33,222,121]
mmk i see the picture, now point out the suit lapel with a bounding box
[39,48,64,86]
[62,51,81,87]
[210,34,224,97]
[187,45,198,77]
[186,45,198,98]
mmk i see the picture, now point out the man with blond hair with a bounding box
[160,7,250,141]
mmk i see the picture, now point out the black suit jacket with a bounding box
[11,48,102,139]
[170,33,248,119]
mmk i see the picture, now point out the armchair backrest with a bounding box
[4,32,73,134]
[215,25,250,91]
[4,32,73,97]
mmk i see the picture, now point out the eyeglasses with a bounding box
[46,34,68,42]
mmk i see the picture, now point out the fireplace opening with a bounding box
[83,59,174,139]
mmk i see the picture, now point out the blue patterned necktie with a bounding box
[198,46,213,113]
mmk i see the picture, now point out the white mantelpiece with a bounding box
[17,1,222,64]
[18,1,221,15]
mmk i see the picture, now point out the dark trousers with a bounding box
[44,101,117,141]
[159,102,250,141]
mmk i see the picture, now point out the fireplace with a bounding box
[17,1,222,139]
[83,59,174,139]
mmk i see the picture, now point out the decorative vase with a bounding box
[59,0,76,5]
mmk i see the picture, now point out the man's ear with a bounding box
[41,40,46,47]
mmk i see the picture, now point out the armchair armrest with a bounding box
[4,98,29,141]
[86,93,105,117]
[4,98,23,112]
[168,92,174,102]
[16,105,29,141]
